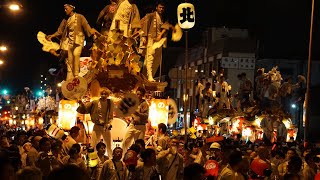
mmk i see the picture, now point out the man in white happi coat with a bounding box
[77,89,114,157]
[215,76,231,109]
[122,88,149,153]
[47,3,96,80]
[109,0,141,37]
[140,1,170,81]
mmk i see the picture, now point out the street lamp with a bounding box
[0,1,22,12]
[8,3,20,11]
[0,46,7,52]
[0,60,4,65]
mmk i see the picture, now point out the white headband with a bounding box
[64,4,75,9]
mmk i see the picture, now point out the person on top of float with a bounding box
[46,3,97,81]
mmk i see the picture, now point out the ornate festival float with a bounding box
[184,66,301,145]
[37,3,183,149]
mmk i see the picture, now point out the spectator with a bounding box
[51,140,63,169]
[75,121,88,144]
[48,164,90,180]
[62,143,87,171]
[250,146,271,178]
[26,136,41,167]
[278,148,296,177]
[277,117,288,143]
[135,148,160,180]
[187,142,204,166]
[16,166,42,180]
[158,137,184,180]
[96,142,109,163]
[218,150,245,180]
[135,139,146,153]
[302,153,316,179]
[0,155,16,180]
[284,155,302,179]
[183,163,206,180]
[61,126,80,156]
[99,147,127,180]
[36,137,53,178]
[157,123,170,151]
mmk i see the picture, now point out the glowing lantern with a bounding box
[47,124,65,140]
[38,117,44,125]
[9,119,13,125]
[87,148,99,167]
[287,128,298,142]
[243,126,252,137]
[29,119,35,126]
[84,120,94,136]
[177,3,195,29]
[57,100,78,130]
[149,99,169,127]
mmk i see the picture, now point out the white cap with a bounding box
[210,142,221,150]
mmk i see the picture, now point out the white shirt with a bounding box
[110,0,132,37]
[218,165,245,180]
[67,14,77,46]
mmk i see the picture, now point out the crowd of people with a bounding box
[0,0,313,179]
[195,67,306,118]
[1,122,320,180]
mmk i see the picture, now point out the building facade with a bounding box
[169,27,257,112]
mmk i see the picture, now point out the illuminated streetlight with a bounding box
[0,60,4,65]
[8,3,21,11]
[0,46,7,52]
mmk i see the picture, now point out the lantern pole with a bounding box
[184,30,189,144]
[304,0,314,145]
[177,1,195,145]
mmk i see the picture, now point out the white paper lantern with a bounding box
[149,99,169,127]
[177,3,195,29]
[57,100,78,130]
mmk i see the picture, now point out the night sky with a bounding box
[0,0,317,92]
